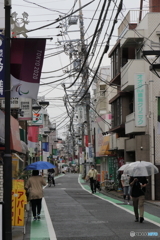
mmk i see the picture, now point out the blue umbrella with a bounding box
[24,161,56,170]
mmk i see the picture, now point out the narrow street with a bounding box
[24,174,160,240]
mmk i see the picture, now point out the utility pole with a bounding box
[4,1,12,239]
[79,0,91,175]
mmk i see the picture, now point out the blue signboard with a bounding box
[42,142,49,152]
[0,34,4,98]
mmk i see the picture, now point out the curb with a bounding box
[84,179,160,207]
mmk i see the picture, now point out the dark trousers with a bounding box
[90,177,96,193]
[132,195,145,219]
[48,175,55,185]
[30,198,42,217]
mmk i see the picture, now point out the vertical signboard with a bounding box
[18,98,32,120]
[108,156,118,181]
[0,35,4,98]
[15,190,25,226]
[12,180,27,227]
[134,73,146,127]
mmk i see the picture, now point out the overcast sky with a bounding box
[8,0,149,137]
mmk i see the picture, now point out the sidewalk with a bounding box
[100,188,160,207]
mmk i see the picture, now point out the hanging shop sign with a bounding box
[32,113,43,126]
[18,98,32,120]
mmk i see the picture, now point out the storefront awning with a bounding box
[0,110,22,153]
[20,141,28,154]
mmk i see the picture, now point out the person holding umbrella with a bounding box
[25,170,46,221]
[121,161,159,223]
[129,176,148,223]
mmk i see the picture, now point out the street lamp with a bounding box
[32,105,41,113]
[39,101,49,109]
[142,50,160,78]
[3,1,12,240]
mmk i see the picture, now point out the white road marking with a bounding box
[42,174,65,240]
[42,198,57,240]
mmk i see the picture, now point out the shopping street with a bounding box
[13,173,160,240]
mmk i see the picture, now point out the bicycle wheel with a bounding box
[105,183,112,192]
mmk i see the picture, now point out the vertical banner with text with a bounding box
[0,34,4,98]
[134,73,146,127]
[10,38,46,99]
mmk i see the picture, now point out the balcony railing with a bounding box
[118,10,148,38]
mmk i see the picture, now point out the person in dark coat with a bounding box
[48,168,55,186]
[129,176,148,223]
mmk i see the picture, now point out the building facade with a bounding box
[108,0,160,200]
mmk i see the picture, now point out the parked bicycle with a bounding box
[105,180,115,192]
[100,179,119,192]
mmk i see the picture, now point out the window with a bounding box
[111,98,122,128]
[110,46,121,79]
[99,85,106,97]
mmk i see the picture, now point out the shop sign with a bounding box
[18,98,32,120]
[1,98,19,108]
[134,73,146,127]
[32,113,43,125]
[0,34,4,98]
[108,156,118,181]
[99,136,111,156]
[12,180,27,227]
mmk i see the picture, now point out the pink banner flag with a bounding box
[10,38,46,99]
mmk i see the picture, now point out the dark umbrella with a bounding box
[24,161,56,170]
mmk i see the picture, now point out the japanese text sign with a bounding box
[134,73,146,127]
[0,35,4,97]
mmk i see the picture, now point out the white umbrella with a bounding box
[123,161,159,177]
[118,164,130,171]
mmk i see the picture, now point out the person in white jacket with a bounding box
[86,165,98,194]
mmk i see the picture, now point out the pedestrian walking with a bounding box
[86,165,98,194]
[25,170,46,221]
[129,176,148,223]
[121,172,130,204]
[48,168,55,186]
